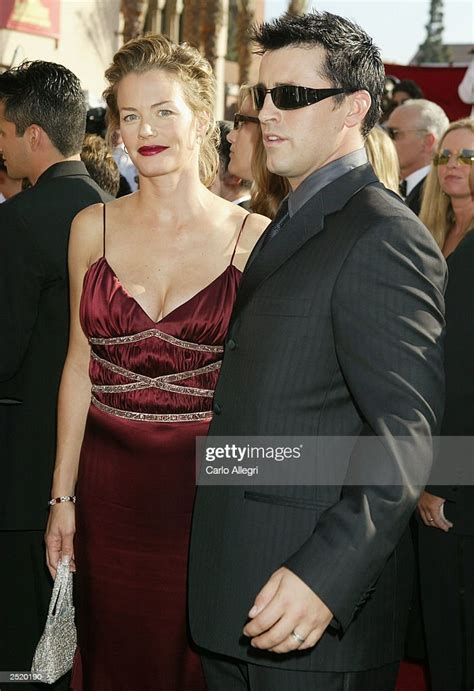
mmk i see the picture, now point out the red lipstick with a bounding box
[138,146,169,156]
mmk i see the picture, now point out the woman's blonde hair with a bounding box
[237,86,290,219]
[365,126,400,193]
[104,33,219,187]
[419,118,474,248]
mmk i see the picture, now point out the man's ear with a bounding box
[422,131,436,154]
[344,90,371,129]
[26,124,42,151]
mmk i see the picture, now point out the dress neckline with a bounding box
[85,256,241,325]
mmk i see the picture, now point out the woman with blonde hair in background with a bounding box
[365,125,400,193]
[45,34,268,690]
[419,118,474,254]
[227,84,289,218]
[417,118,474,691]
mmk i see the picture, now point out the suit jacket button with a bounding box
[227,339,236,350]
[213,402,222,415]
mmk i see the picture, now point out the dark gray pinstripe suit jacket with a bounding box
[188,164,446,672]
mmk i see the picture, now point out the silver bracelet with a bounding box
[48,495,76,506]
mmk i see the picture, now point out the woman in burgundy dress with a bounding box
[44,34,268,691]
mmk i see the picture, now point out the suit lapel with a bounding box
[231,164,379,322]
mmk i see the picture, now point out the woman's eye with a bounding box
[122,113,138,122]
[157,109,173,117]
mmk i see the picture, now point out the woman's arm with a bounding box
[45,204,103,577]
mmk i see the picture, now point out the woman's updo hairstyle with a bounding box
[104,33,219,186]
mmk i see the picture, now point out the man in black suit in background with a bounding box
[189,12,446,690]
[386,99,449,214]
[0,61,111,687]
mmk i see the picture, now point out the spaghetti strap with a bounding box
[102,203,106,258]
[229,214,250,266]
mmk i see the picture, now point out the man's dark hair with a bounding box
[251,11,384,137]
[81,134,119,197]
[217,121,232,178]
[0,61,86,156]
[392,79,424,100]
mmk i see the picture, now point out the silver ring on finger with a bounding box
[428,517,434,522]
[290,630,306,644]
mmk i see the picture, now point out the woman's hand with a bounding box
[418,491,453,532]
[45,502,76,578]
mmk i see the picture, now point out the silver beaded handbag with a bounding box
[31,560,77,683]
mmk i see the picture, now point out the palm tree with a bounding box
[236,0,254,85]
[288,0,308,15]
[182,0,201,47]
[199,0,225,68]
[121,0,149,43]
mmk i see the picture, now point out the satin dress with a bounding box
[71,233,243,690]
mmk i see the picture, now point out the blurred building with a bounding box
[0,0,265,116]
[0,0,121,101]
[410,43,473,66]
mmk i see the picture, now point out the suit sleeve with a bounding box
[0,200,44,383]
[284,214,446,631]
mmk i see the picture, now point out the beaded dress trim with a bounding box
[90,351,218,398]
[89,327,224,353]
[91,395,213,423]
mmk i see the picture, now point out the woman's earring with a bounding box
[124,145,129,156]
[196,134,203,146]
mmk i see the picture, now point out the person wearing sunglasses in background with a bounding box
[211,120,253,209]
[417,118,474,691]
[386,99,449,215]
[189,11,446,691]
[227,85,289,218]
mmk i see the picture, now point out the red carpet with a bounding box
[396,661,429,691]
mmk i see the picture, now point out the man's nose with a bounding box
[258,93,278,123]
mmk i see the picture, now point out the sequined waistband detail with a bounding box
[90,351,219,397]
[89,327,224,353]
[91,395,213,423]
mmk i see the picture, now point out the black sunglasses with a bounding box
[233,113,260,130]
[433,148,474,166]
[250,84,352,111]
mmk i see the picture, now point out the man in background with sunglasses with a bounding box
[189,11,446,691]
[386,99,449,214]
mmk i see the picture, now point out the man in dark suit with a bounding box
[386,99,449,214]
[0,61,111,687]
[189,12,446,690]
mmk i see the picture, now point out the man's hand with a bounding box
[242,567,333,653]
[418,491,453,532]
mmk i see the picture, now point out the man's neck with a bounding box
[30,153,81,185]
[401,159,431,180]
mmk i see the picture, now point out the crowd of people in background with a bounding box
[0,9,473,691]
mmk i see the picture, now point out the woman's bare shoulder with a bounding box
[232,210,271,271]
[70,195,137,266]
[69,202,105,268]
